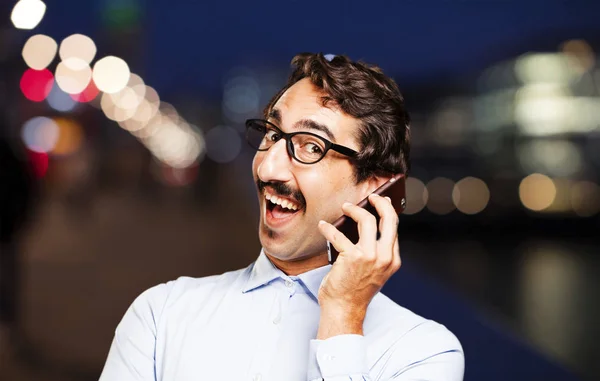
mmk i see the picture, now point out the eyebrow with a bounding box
[268,108,336,141]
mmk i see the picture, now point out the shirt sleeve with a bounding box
[99,283,170,381]
[306,332,464,381]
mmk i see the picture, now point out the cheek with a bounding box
[302,165,355,216]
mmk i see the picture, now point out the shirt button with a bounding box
[285,280,293,288]
[253,374,262,381]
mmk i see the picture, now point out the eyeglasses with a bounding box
[245,119,358,164]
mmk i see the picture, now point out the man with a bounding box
[99,53,464,381]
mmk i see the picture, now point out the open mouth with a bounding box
[264,191,302,220]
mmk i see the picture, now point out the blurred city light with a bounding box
[143,119,203,168]
[546,178,573,213]
[55,58,93,94]
[59,34,97,64]
[21,116,59,153]
[70,80,100,103]
[27,150,49,178]
[22,34,57,70]
[110,74,145,111]
[51,118,84,156]
[101,92,136,122]
[20,68,53,102]
[518,140,583,177]
[570,181,600,217]
[519,173,557,212]
[205,125,242,163]
[92,56,131,93]
[426,177,456,215]
[222,69,261,124]
[403,177,428,215]
[11,0,46,30]
[561,39,595,73]
[46,84,78,112]
[515,53,575,85]
[452,177,490,215]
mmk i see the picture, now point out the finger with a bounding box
[318,220,355,255]
[341,202,378,252]
[369,194,399,248]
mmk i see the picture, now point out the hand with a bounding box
[316,194,401,338]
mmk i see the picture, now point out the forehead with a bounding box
[272,78,360,146]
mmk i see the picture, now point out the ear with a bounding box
[356,174,392,201]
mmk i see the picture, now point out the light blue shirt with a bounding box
[99,251,464,381]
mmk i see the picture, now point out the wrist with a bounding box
[317,304,366,340]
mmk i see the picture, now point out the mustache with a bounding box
[257,180,306,208]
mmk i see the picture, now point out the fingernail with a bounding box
[342,202,352,208]
[319,220,326,225]
[385,196,391,202]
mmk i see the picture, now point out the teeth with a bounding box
[264,192,299,211]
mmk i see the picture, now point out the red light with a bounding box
[20,69,54,102]
[27,150,49,178]
[70,79,100,103]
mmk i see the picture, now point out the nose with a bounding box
[255,139,293,184]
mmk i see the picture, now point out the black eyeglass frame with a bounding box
[245,119,358,164]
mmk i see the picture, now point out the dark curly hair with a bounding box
[264,52,411,183]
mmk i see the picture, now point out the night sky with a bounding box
[27,0,600,94]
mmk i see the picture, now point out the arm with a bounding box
[99,283,169,381]
[307,332,464,381]
[312,194,464,380]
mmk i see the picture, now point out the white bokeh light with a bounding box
[59,34,97,64]
[55,58,92,94]
[92,56,131,94]
[11,0,46,30]
[22,34,57,70]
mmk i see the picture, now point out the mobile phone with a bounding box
[327,173,407,264]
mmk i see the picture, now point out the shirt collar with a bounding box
[242,250,284,293]
[242,250,332,300]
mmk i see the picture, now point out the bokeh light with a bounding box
[70,79,100,103]
[101,92,135,122]
[55,58,92,94]
[21,116,59,153]
[27,150,49,178]
[426,177,456,215]
[452,177,490,214]
[570,181,600,217]
[46,84,78,112]
[205,125,242,163]
[519,173,557,212]
[22,34,57,70]
[561,39,595,73]
[51,118,84,156]
[144,120,203,168]
[403,177,428,215]
[20,68,53,102]
[222,69,261,123]
[11,0,46,30]
[92,56,131,94]
[59,34,97,64]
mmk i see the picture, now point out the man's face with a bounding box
[252,78,374,262]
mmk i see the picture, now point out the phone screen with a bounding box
[327,173,406,264]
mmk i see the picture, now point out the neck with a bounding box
[265,251,329,276]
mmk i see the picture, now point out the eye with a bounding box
[305,142,324,155]
[265,128,281,142]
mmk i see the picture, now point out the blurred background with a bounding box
[1,0,599,380]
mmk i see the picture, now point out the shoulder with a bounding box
[131,266,251,320]
[365,292,463,363]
